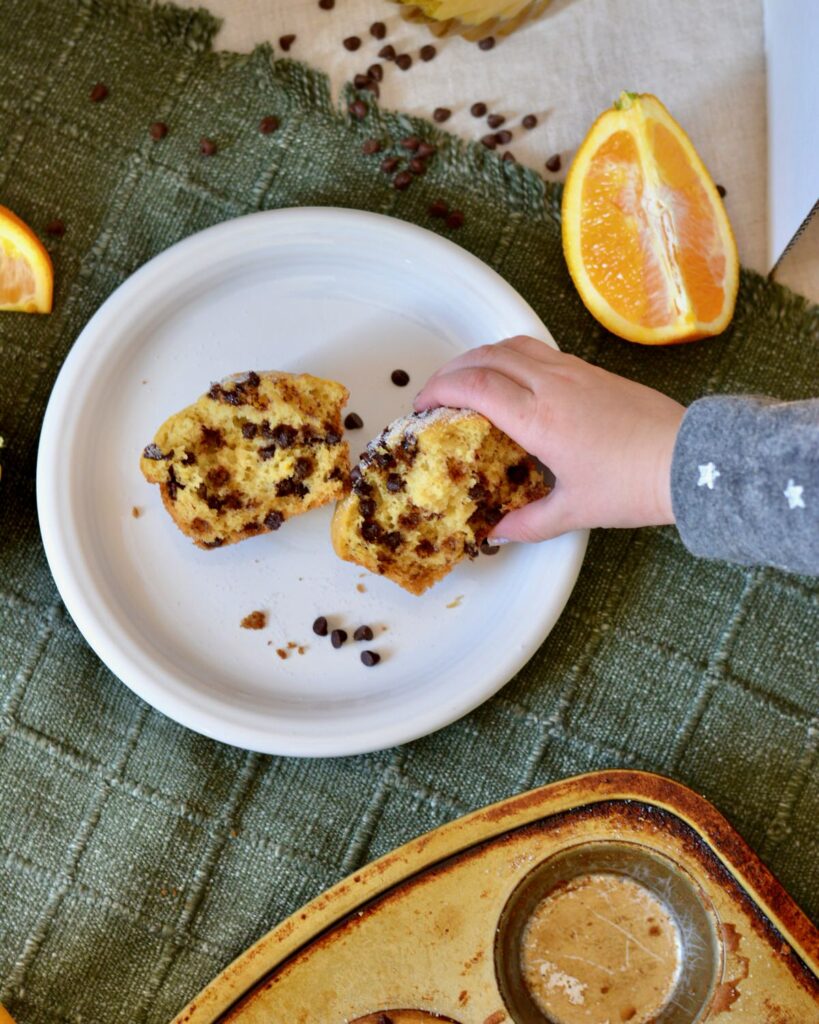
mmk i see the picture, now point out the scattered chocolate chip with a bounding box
[370,21,387,39]
[361,650,381,666]
[241,610,267,629]
[368,63,383,82]
[354,625,374,641]
[264,510,284,530]
[273,424,298,447]
[716,183,727,198]
[386,473,405,492]
[361,138,381,158]
[381,155,400,174]
[495,129,512,145]
[318,0,334,8]
[89,82,108,103]
[391,369,410,386]
[420,44,437,61]
[379,44,396,61]
[331,628,348,648]
[433,107,451,123]
[344,412,364,429]
[395,53,412,70]
[478,36,495,50]
[400,135,420,151]
[480,539,501,555]
[365,78,380,96]
[259,115,280,134]
[200,137,217,156]
[258,444,277,461]
[45,218,66,237]
[481,134,498,149]
[349,99,368,120]
[343,36,361,51]
[487,113,505,129]
[149,121,168,141]
[502,151,516,163]
[276,478,309,498]
[471,102,488,117]
[361,520,382,543]
[354,73,371,89]
[545,153,562,172]
[359,497,376,518]
[428,199,448,218]
[279,34,296,51]
[522,114,537,129]
[393,170,413,190]
[313,615,329,636]
[242,422,258,439]
[446,210,465,229]
[409,157,426,175]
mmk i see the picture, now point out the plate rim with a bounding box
[36,207,588,756]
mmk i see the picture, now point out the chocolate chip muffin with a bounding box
[140,371,349,549]
[331,408,548,594]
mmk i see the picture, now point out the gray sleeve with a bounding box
[670,396,819,575]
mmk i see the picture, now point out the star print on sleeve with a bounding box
[697,463,720,489]
[784,479,805,509]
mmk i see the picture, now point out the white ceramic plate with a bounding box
[37,208,587,757]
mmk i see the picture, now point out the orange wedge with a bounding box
[0,204,53,313]
[562,92,738,345]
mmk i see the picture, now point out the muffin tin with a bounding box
[171,771,819,1023]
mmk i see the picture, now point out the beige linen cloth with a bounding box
[176,0,818,303]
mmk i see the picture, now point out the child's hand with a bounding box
[413,336,686,542]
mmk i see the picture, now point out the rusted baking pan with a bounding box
[172,770,819,1024]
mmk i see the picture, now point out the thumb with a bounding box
[489,489,572,543]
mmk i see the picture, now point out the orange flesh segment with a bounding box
[0,241,37,306]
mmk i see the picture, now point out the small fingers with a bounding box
[420,342,542,392]
[413,366,534,441]
[495,334,562,362]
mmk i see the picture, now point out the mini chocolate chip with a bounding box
[507,462,529,485]
[294,457,313,480]
[276,478,308,498]
[166,466,185,501]
[344,412,364,429]
[480,539,501,555]
[149,121,168,141]
[273,424,298,447]
[203,538,224,549]
[386,473,405,492]
[361,138,381,157]
[343,36,362,51]
[279,34,296,51]
[361,520,382,543]
[478,36,495,50]
[383,530,403,551]
[481,134,498,149]
[545,153,562,172]
[349,99,368,120]
[245,371,260,387]
[433,107,451,123]
[324,430,341,445]
[409,157,426,175]
[391,369,410,386]
[487,113,505,128]
[393,170,413,190]
[181,451,197,466]
[495,129,512,144]
[370,21,387,39]
[264,510,284,531]
[446,210,465,229]
[258,444,277,461]
[716,183,727,198]
[522,114,537,129]
[373,450,396,469]
[207,466,230,488]
[353,475,373,496]
[368,64,383,81]
[318,0,334,8]
[401,136,420,151]
[331,628,348,648]
[354,625,374,641]
[379,44,396,61]
[359,497,376,518]
[396,54,412,70]
[417,142,436,159]
[428,199,448,218]
[45,218,66,237]
[361,650,381,666]
[259,115,280,134]
[313,615,329,636]
[381,155,400,174]
[143,443,168,460]
[469,481,487,502]
[354,73,371,89]
[200,137,217,156]
[471,102,488,117]
[90,82,108,102]
[420,44,437,61]
[485,506,503,527]
[502,151,516,163]
[415,538,435,557]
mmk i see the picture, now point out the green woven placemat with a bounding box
[1,2,817,1022]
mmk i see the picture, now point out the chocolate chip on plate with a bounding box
[368,63,384,82]
[354,625,374,641]
[259,115,280,134]
[89,82,109,102]
[344,412,364,429]
[343,36,361,51]
[393,170,413,190]
[370,21,387,39]
[379,44,397,61]
[495,129,512,145]
[716,183,727,198]
[395,53,412,71]
[361,650,381,666]
[149,121,168,141]
[349,99,368,120]
[478,36,495,50]
[200,137,217,156]
[391,369,410,386]
[545,153,562,172]
[331,628,348,648]
[312,616,329,636]
[420,44,437,61]
[470,101,488,117]
[487,113,505,128]
[433,107,451,123]
[279,34,296,51]
[522,114,537,129]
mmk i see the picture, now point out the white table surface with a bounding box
[176,0,818,303]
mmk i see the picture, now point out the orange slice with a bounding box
[0,204,53,313]
[562,92,738,345]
